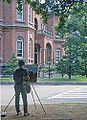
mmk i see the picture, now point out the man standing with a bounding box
[13,60,30,116]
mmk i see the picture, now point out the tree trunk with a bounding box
[68,66,72,79]
[69,73,71,79]
[62,73,64,78]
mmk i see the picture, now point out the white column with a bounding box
[44,48,46,65]
[40,48,41,65]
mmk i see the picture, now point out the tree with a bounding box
[56,59,66,78]
[55,2,87,78]
[4,53,18,75]
[63,33,82,79]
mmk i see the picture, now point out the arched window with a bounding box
[29,38,33,58]
[46,43,52,63]
[16,37,24,58]
[56,48,60,63]
[16,3,24,21]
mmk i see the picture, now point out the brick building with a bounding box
[0,0,64,66]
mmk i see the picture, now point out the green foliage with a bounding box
[56,59,66,78]
[3,0,11,4]
[4,53,18,75]
[55,2,87,37]
[55,2,87,79]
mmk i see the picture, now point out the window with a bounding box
[56,48,60,63]
[0,37,2,62]
[29,7,33,23]
[16,3,24,21]
[34,18,38,30]
[0,38,1,56]
[29,38,33,58]
[42,23,46,30]
[16,37,24,58]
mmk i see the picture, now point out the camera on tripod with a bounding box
[1,64,46,117]
[28,70,37,82]
[25,64,38,82]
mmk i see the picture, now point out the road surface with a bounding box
[1,84,87,106]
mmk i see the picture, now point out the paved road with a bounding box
[1,84,87,106]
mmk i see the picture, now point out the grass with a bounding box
[0,75,87,83]
[37,75,87,82]
[0,77,14,83]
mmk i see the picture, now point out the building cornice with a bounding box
[0,23,35,31]
[36,30,54,38]
[54,39,65,42]
[0,24,3,29]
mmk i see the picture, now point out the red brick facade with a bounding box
[0,0,64,65]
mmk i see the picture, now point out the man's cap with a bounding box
[18,60,25,66]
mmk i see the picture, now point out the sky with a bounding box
[40,0,45,4]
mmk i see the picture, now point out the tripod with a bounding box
[2,83,46,116]
[30,83,46,114]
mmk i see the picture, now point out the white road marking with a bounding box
[47,87,87,99]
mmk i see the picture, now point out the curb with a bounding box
[37,81,87,85]
[1,81,87,85]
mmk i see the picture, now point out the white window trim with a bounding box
[29,7,33,24]
[16,38,24,59]
[16,3,24,21]
[29,38,33,59]
[56,48,60,63]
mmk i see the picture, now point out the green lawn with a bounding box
[37,75,87,82]
[1,75,87,83]
[0,77,14,83]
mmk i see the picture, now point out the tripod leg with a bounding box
[30,90,37,110]
[4,94,15,112]
[31,84,46,114]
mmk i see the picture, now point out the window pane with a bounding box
[17,53,22,57]
[17,41,22,49]
[29,7,33,23]
[29,38,33,58]
[16,37,23,58]
[17,50,22,53]
[56,48,60,63]
[16,3,23,21]
[16,13,22,20]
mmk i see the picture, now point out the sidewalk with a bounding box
[37,81,87,85]
[1,104,87,120]
[1,81,87,85]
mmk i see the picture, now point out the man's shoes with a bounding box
[17,112,22,115]
[24,112,31,116]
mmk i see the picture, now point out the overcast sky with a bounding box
[40,0,45,4]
